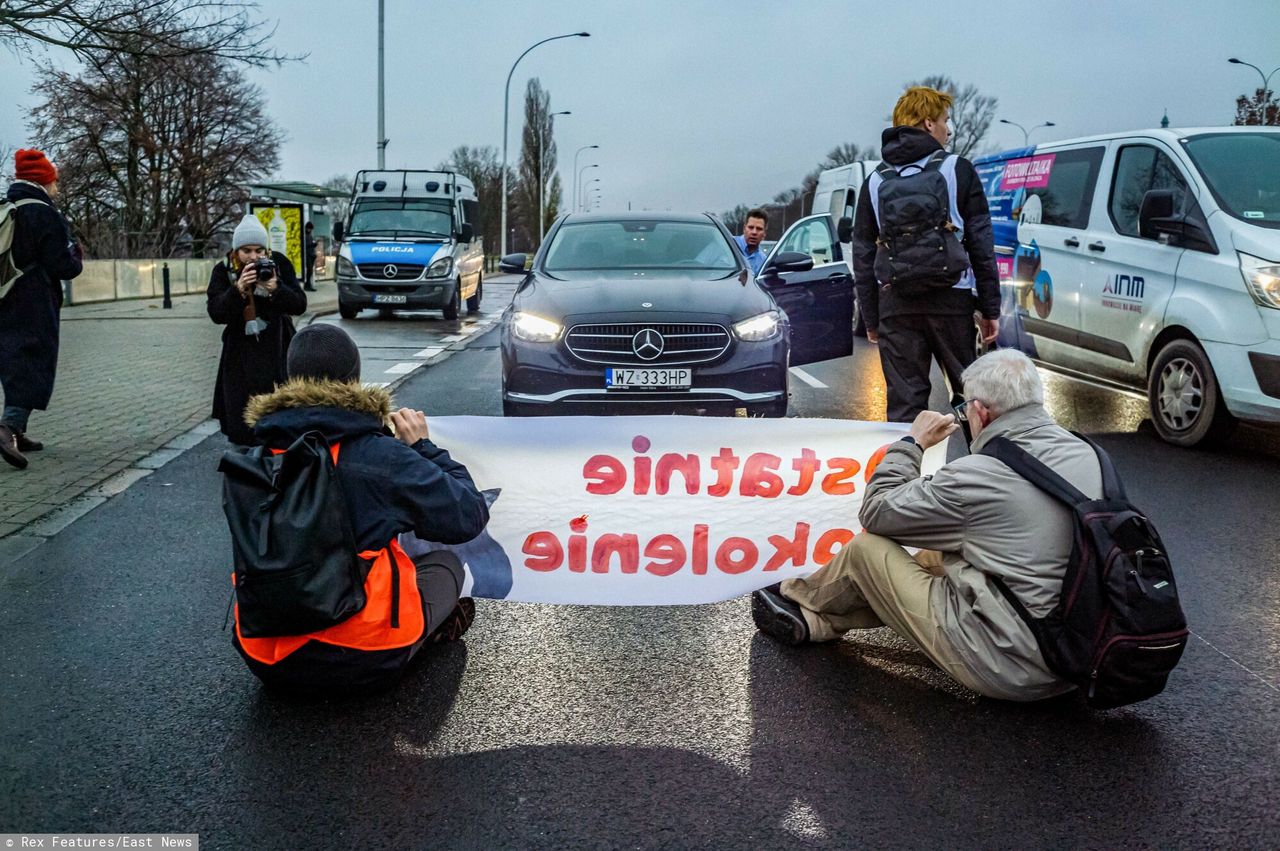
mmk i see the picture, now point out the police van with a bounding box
[975,127,1280,446]
[333,170,483,320]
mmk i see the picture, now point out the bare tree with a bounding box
[437,146,502,257]
[0,0,299,65]
[908,74,998,158]
[514,78,563,249]
[1234,87,1280,126]
[822,142,879,169]
[720,204,751,234]
[322,173,354,231]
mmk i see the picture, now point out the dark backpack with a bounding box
[872,150,970,297]
[980,434,1189,709]
[218,431,366,638]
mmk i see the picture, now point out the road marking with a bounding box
[367,381,391,388]
[414,347,447,358]
[384,362,419,375]
[442,334,466,342]
[1193,632,1279,694]
[789,367,827,389]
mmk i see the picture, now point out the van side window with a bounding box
[461,199,479,225]
[1025,146,1105,228]
[828,190,843,221]
[1108,145,1190,238]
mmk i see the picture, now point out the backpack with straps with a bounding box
[0,197,48,300]
[218,431,367,637]
[979,434,1189,709]
[872,150,970,297]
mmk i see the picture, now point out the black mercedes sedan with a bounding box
[498,211,854,416]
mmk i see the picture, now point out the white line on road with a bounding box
[789,367,828,389]
[384,362,420,375]
[441,334,466,342]
[414,347,447,358]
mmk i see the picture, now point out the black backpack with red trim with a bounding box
[980,434,1188,709]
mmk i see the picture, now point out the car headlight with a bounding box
[1240,252,1280,310]
[427,256,453,278]
[336,255,356,278]
[733,310,782,341]
[510,311,562,342]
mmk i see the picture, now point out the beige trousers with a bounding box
[781,533,980,691]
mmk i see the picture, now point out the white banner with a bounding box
[400,416,944,605]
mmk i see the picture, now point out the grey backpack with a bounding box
[0,197,47,300]
[872,150,969,297]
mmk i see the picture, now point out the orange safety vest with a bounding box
[234,443,426,665]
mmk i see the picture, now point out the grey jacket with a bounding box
[859,404,1103,701]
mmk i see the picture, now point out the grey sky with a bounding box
[1,0,1278,214]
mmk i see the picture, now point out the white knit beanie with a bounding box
[232,214,270,250]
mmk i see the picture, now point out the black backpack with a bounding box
[980,434,1189,709]
[218,431,366,637]
[872,150,970,297]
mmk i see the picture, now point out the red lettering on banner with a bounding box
[522,531,564,571]
[644,534,686,575]
[568,515,588,571]
[632,435,653,495]
[655,453,700,495]
[864,444,891,483]
[693,523,709,574]
[592,533,640,573]
[583,455,625,494]
[740,453,784,498]
[821,458,861,495]
[708,448,740,497]
[716,537,759,574]
[813,528,855,565]
[763,522,811,570]
[787,448,820,496]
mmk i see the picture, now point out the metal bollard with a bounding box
[162,262,172,309]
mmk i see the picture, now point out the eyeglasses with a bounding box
[951,398,984,422]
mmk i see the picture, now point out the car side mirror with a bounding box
[457,222,474,243]
[499,252,528,274]
[1138,190,1175,240]
[837,216,854,243]
[332,221,345,243]
[763,250,815,276]
[1139,189,1217,253]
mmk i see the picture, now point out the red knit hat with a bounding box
[14,149,57,185]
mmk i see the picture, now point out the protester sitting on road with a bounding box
[751,349,1102,701]
[207,214,307,446]
[735,208,769,276]
[0,149,83,470]
[853,85,1001,423]
[228,323,489,692]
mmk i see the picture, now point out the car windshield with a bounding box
[544,220,738,272]
[1181,133,1280,229]
[349,198,452,238]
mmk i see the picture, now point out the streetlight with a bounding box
[539,110,571,245]
[572,144,598,216]
[999,118,1055,147]
[581,177,601,212]
[501,31,590,257]
[1229,57,1280,92]
[577,163,598,210]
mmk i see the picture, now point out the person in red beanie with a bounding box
[0,148,83,470]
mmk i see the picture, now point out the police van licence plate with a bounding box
[606,368,691,389]
[372,294,407,304]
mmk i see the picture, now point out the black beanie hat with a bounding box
[287,324,361,382]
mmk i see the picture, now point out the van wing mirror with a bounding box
[1139,189,1218,253]
[332,221,345,243]
[837,216,854,243]
[1138,190,1175,240]
[457,222,474,243]
[498,253,527,274]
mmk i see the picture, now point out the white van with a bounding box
[333,170,484,320]
[811,159,880,334]
[975,127,1280,446]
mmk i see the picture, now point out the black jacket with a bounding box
[853,127,1000,329]
[245,379,489,550]
[207,251,306,444]
[0,181,83,410]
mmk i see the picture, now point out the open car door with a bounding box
[758,215,854,366]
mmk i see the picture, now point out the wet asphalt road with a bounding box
[2,327,1278,849]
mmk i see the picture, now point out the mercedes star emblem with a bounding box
[383,264,398,279]
[631,328,665,361]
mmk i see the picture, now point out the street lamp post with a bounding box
[1229,58,1280,123]
[376,0,388,167]
[501,31,590,257]
[581,177,601,212]
[577,163,598,211]
[999,118,1055,147]
[539,110,571,245]
[572,144,598,216]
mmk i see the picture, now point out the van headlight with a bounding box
[336,256,357,278]
[1240,252,1280,310]
[427,256,454,278]
[510,311,562,342]
[733,310,782,341]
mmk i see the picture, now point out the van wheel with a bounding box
[442,280,461,321]
[466,275,483,314]
[338,300,359,320]
[1148,339,1236,447]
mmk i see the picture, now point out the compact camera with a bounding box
[253,258,276,282]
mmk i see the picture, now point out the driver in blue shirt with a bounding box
[734,208,769,276]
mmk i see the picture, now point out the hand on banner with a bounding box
[909,410,959,450]
[391,408,430,445]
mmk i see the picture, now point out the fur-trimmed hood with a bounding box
[245,378,394,447]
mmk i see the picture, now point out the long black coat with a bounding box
[0,181,83,411]
[207,251,307,445]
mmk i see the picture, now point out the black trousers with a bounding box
[877,313,977,423]
[412,550,465,645]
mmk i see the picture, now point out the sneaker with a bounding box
[428,597,475,643]
[751,583,809,646]
[15,431,43,452]
[0,424,28,470]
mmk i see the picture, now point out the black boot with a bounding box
[751,583,809,645]
[15,431,43,452]
[428,598,476,643]
[0,424,29,470]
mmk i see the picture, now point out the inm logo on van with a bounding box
[1102,274,1145,313]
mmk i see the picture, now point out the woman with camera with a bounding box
[208,214,307,445]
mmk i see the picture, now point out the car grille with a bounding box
[565,323,731,365]
[357,263,424,280]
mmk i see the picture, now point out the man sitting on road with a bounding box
[735,208,770,276]
[751,349,1102,701]
[230,324,489,692]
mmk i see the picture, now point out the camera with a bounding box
[253,258,276,282]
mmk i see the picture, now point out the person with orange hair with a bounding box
[850,86,1001,423]
[0,149,83,470]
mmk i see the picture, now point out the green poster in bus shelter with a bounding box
[249,203,305,277]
